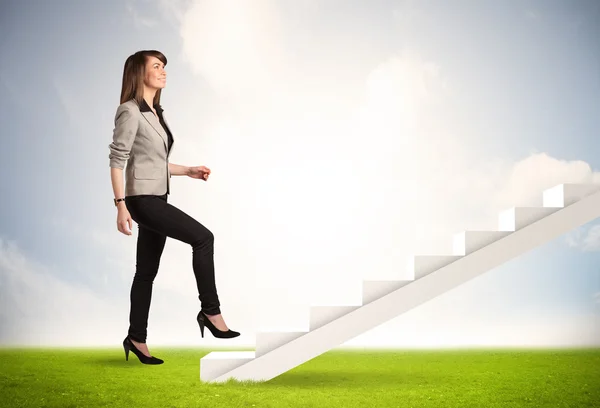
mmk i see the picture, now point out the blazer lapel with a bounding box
[161,111,175,158]
[141,111,168,152]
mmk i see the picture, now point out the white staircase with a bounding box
[200,183,600,383]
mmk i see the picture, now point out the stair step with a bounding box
[309,306,360,331]
[498,207,559,231]
[409,255,462,279]
[543,183,600,207]
[452,231,512,255]
[199,351,255,382]
[255,331,307,357]
[362,280,412,305]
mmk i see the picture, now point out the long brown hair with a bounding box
[119,50,168,106]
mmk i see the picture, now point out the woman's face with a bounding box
[144,56,167,90]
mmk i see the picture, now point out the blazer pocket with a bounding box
[134,167,161,180]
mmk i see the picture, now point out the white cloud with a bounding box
[351,53,600,255]
[126,0,159,28]
[46,216,136,285]
[0,236,126,346]
[594,292,600,304]
[500,152,600,206]
[565,223,600,252]
[179,0,290,112]
[0,234,251,347]
[157,0,193,24]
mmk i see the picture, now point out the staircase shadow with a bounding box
[258,370,409,388]
[85,357,133,367]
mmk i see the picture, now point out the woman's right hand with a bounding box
[117,207,133,236]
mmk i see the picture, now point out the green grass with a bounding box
[1,347,599,407]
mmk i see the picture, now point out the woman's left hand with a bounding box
[187,165,211,181]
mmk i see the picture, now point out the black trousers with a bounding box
[124,193,221,343]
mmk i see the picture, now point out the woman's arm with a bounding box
[169,162,191,176]
[109,104,138,169]
[110,167,127,210]
[108,104,138,211]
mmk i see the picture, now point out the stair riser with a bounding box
[411,256,462,279]
[362,281,412,305]
[453,231,512,255]
[310,306,360,331]
[543,183,600,207]
[498,207,559,231]
[201,356,255,381]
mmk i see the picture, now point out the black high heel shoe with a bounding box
[197,311,240,339]
[123,336,164,364]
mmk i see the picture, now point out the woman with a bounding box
[108,50,240,365]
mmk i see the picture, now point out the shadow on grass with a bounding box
[266,371,408,388]
[84,357,146,367]
[207,370,412,388]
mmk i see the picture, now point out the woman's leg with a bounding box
[128,224,167,344]
[125,194,222,321]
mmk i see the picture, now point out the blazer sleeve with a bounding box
[108,104,139,169]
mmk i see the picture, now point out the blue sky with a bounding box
[0,0,599,348]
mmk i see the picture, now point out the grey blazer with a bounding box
[108,98,175,196]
